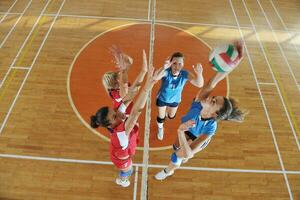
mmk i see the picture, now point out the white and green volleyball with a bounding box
[209,44,240,73]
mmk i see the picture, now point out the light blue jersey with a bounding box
[157,68,189,103]
[181,100,217,137]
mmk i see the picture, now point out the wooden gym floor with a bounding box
[0,0,299,199]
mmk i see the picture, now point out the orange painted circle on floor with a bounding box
[69,23,227,150]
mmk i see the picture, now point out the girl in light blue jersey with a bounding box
[155,52,204,140]
[155,41,246,180]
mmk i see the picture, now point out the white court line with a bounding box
[147,0,151,21]
[2,11,300,35]
[0,0,19,24]
[270,0,300,57]
[0,0,51,90]
[140,0,156,199]
[0,153,300,175]
[11,66,30,70]
[133,166,139,200]
[44,13,149,22]
[0,12,22,15]
[39,14,300,35]
[43,13,255,30]
[287,28,300,35]
[156,19,252,29]
[257,0,299,90]
[258,82,276,85]
[230,0,293,199]
[148,164,300,175]
[243,0,300,151]
[0,0,66,135]
[0,0,32,48]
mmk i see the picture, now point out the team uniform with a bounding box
[156,68,189,107]
[108,88,133,116]
[108,88,138,169]
[110,121,139,169]
[155,100,218,180]
[181,100,217,150]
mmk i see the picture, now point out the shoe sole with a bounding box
[157,133,164,141]
[116,179,130,187]
[155,171,174,180]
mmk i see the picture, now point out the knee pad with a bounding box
[156,116,166,123]
[171,152,183,166]
[168,114,176,119]
[119,168,133,177]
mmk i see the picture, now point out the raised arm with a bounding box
[118,69,129,98]
[121,50,148,107]
[125,66,159,134]
[130,50,148,90]
[195,41,244,102]
[155,58,175,81]
[109,45,133,98]
[195,72,228,101]
[188,63,204,88]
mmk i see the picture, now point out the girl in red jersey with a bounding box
[102,46,148,116]
[91,51,161,187]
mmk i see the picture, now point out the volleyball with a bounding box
[209,44,240,73]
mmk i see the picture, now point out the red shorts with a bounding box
[110,126,139,169]
[110,153,132,169]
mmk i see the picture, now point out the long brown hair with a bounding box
[90,106,111,128]
[216,97,245,122]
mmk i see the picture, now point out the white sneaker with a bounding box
[116,177,130,187]
[157,127,164,140]
[154,169,174,180]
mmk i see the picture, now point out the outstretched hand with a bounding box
[192,63,203,75]
[234,40,244,59]
[152,68,162,83]
[144,64,161,89]
[109,45,132,70]
[109,45,124,69]
[163,57,175,69]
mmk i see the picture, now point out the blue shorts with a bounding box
[156,98,179,107]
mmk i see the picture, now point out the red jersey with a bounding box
[110,120,139,169]
[110,121,139,158]
[109,89,133,116]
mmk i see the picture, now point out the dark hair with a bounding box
[90,106,111,128]
[216,97,245,122]
[170,52,184,61]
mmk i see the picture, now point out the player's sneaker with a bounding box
[154,169,174,180]
[116,177,130,187]
[157,127,164,140]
